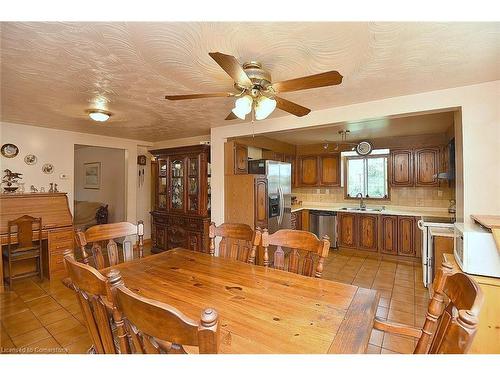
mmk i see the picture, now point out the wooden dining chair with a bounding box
[3,215,43,286]
[108,269,220,354]
[63,250,121,354]
[75,221,145,270]
[372,261,484,354]
[209,222,261,264]
[261,229,330,278]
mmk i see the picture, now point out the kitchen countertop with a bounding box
[291,203,454,219]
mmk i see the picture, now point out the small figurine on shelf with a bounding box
[1,169,23,193]
[48,183,54,193]
[40,187,45,193]
[54,183,59,193]
[30,185,38,193]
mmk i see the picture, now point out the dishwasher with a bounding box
[309,211,337,248]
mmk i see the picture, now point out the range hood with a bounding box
[435,138,455,181]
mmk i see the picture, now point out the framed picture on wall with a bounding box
[84,162,101,189]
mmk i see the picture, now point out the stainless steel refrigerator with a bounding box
[249,159,291,233]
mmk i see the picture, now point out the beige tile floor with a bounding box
[1,247,429,354]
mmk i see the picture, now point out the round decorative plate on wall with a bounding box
[355,141,373,156]
[42,163,54,174]
[1,143,19,158]
[24,154,37,165]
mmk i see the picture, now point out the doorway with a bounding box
[74,145,126,230]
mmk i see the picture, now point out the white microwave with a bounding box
[454,223,500,278]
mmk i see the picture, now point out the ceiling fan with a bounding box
[165,52,343,121]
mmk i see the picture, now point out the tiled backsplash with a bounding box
[292,186,455,208]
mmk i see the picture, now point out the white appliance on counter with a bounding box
[417,216,456,287]
[454,223,500,278]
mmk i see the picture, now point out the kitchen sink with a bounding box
[340,207,384,212]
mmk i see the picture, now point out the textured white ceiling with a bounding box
[263,111,455,145]
[1,22,498,142]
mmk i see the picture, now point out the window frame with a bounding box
[343,154,390,200]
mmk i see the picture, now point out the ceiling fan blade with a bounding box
[165,92,234,100]
[275,96,311,117]
[225,112,238,120]
[209,52,253,87]
[272,71,343,93]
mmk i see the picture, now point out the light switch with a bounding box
[437,190,443,197]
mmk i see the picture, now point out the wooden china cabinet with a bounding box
[150,145,211,254]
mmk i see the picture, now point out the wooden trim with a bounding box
[150,144,210,158]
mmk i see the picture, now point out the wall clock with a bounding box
[355,141,373,156]
[1,143,19,158]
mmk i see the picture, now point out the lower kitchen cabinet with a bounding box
[380,215,398,255]
[337,213,420,258]
[291,211,302,230]
[358,214,378,251]
[338,212,357,248]
[397,216,416,257]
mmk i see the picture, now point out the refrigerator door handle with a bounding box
[278,186,284,226]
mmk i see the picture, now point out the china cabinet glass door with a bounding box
[187,157,199,213]
[169,159,185,211]
[158,159,168,210]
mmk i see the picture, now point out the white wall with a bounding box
[74,146,126,223]
[0,122,153,237]
[136,146,152,239]
[211,80,500,226]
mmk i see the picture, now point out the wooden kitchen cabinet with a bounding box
[338,212,357,248]
[225,174,268,231]
[358,214,378,251]
[291,211,302,230]
[298,155,319,186]
[390,149,413,187]
[432,236,454,279]
[225,141,248,175]
[284,154,297,188]
[397,216,416,257]
[298,154,340,187]
[254,176,268,229]
[414,147,439,186]
[379,215,398,255]
[319,154,341,186]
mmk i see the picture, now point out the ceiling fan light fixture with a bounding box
[231,95,253,120]
[255,96,276,120]
[88,109,111,122]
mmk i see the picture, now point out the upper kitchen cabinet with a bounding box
[390,149,413,187]
[319,154,341,187]
[298,155,319,186]
[414,147,440,186]
[297,154,340,187]
[389,147,440,187]
[225,141,248,175]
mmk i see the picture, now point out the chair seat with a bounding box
[3,246,41,260]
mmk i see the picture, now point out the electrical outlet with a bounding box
[437,190,443,197]
[59,174,69,180]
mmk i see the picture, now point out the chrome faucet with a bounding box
[355,192,366,209]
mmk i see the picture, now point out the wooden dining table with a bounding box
[103,248,379,354]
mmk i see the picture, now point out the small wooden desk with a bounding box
[103,249,379,354]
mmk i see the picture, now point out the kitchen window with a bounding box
[343,149,389,199]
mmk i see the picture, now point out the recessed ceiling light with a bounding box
[88,109,111,122]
